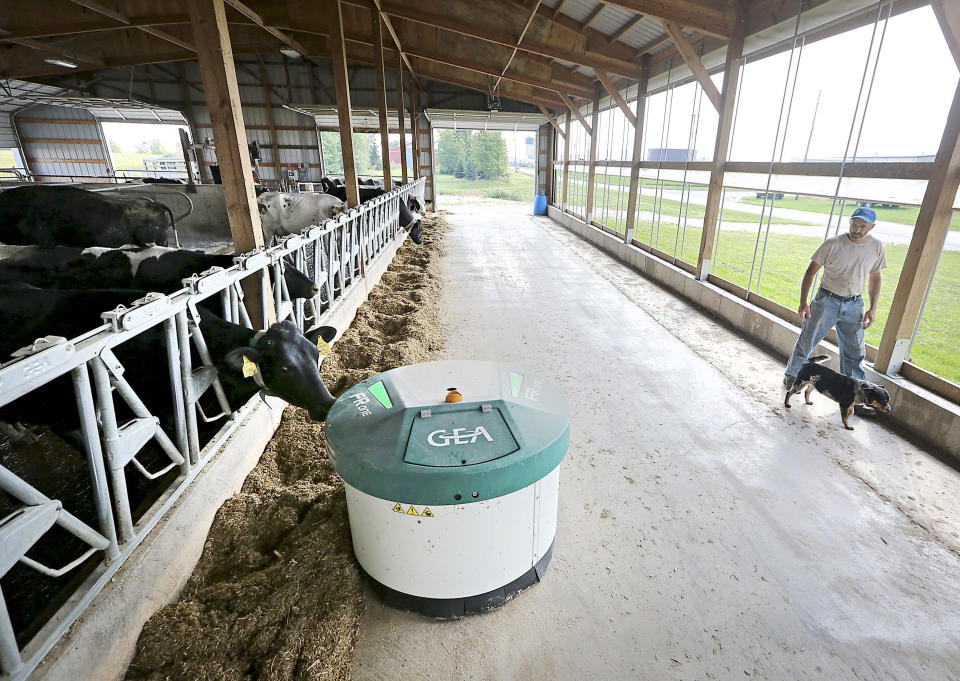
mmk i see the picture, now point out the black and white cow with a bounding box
[321,184,423,245]
[0,186,174,248]
[0,246,318,300]
[256,191,344,245]
[0,286,338,437]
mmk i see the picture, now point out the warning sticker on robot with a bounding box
[391,504,435,518]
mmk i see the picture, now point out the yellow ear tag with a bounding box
[241,355,258,378]
[317,337,332,356]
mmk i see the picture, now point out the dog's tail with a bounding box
[805,355,830,364]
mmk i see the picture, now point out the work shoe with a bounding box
[783,376,796,390]
[854,404,878,417]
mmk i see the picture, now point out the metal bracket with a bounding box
[235,249,270,271]
[101,292,170,332]
[182,266,230,294]
[105,417,159,470]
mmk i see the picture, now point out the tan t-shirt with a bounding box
[811,234,886,297]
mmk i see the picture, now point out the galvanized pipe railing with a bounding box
[0,177,425,681]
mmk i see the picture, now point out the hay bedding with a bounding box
[126,214,449,681]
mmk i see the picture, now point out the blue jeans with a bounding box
[785,288,866,381]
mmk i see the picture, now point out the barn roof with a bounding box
[0,0,914,114]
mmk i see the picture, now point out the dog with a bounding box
[784,355,891,430]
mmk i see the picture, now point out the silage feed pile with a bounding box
[126,213,448,681]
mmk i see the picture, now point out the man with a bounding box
[783,206,886,407]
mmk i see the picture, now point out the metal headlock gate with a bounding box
[0,177,425,681]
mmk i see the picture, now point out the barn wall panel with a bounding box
[14,104,111,182]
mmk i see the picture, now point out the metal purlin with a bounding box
[746,1,805,297]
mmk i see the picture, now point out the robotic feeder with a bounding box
[325,360,570,618]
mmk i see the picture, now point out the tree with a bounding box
[469,131,508,179]
[109,138,123,153]
[149,138,167,155]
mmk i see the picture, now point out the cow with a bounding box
[256,191,344,245]
[0,246,318,301]
[0,285,339,440]
[322,184,423,245]
[0,186,174,248]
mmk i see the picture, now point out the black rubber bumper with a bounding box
[364,540,555,619]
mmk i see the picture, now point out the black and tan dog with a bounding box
[784,355,892,430]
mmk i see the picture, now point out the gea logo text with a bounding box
[427,426,494,447]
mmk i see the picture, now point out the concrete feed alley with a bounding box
[353,199,960,681]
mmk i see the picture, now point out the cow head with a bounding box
[121,199,173,247]
[280,256,319,299]
[224,321,338,421]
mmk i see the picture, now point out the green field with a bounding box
[595,210,960,385]
[435,171,535,202]
[739,195,960,231]
[109,151,170,177]
[568,169,706,191]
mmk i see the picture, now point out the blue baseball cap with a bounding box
[851,206,877,223]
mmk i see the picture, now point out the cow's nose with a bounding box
[312,284,319,294]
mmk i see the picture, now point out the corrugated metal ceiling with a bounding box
[0,79,70,148]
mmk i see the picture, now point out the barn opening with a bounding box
[101,122,192,181]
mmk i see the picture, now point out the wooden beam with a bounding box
[624,59,649,242]
[375,2,644,79]
[372,6,392,187]
[493,0,542,93]
[407,56,565,109]
[5,37,104,66]
[596,71,637,127]
[581,5,604,30]
[223,0,311,57]
[609,15,643,44]
[64,1,196,51]
[874,80,960,375]
[595,0,731,38]
[402,46,593,99]
[369,0,421,88]
[0,15,188,41]
[662,21,722,113]
[396,51,409,183]
[327,0,360,207]
[538,105,565,139]
[696,2,746,280]
[932,0,960,70]
[584,85,602,222]
[561,93,592,135]
[189,0,273,325]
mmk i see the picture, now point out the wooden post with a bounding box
[410,80,421,179]
[327,0,359,207]
[189,0,273,325]
[624,60,649,243]
[396,51,409,184]
[372,7,392,188]
[874,80,960,375]
[696,3,746,280]
[561,114,571,210]
[178,63,208,183]
[584,84,602,224]
[257,58,283,186]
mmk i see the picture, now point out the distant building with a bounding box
[647,148,700,162]
[389,142,414,168]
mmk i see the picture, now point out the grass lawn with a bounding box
[435,171,535,202]
[568,169,707,191]
[593,217,960,385]
[739,195,960,232]
[584,183,810,226]
[109,151,172,177]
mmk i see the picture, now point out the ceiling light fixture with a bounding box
[279,48,301,59]
[44,58,78,69]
